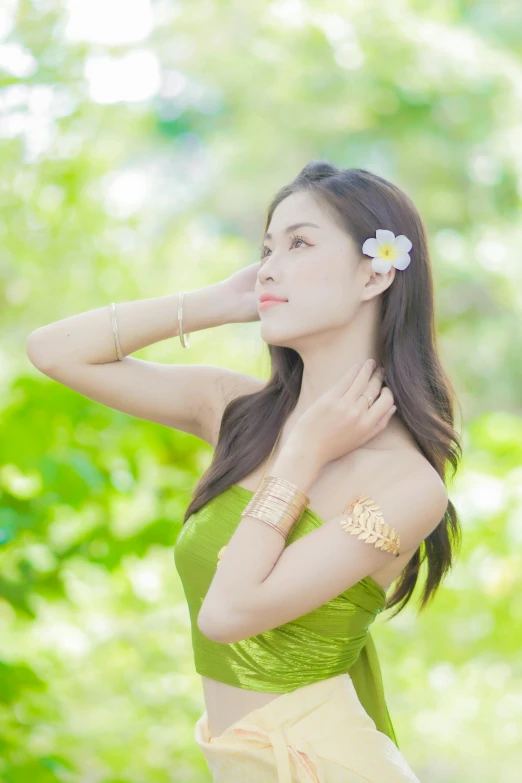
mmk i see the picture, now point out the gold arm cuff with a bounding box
[339,495,400,557]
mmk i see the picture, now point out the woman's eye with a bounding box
[259,234,308,260]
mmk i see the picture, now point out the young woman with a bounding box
[27,162,462,782]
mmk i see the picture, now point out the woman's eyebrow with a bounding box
[263,222,321,241]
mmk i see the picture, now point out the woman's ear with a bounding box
[361,261,395,301]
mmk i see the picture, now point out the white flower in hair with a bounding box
[362,229,412,274]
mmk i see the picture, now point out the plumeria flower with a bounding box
[362,229,412,274]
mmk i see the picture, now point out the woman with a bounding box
[27,162,462,782]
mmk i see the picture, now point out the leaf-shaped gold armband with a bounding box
[339,495,400,557]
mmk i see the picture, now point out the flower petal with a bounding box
[392,254,411,270]
[393,235,412,253]
[372,256,392,274]
[362,237,379,256]
[376,229,395,245]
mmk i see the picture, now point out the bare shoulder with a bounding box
[368,444,448,542]
[342,438,449,588]
[351,424,449,541]
[376,426,448,513]
[206,369,265,448]
[391,450,448,529]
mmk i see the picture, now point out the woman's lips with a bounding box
[259,299,287,310]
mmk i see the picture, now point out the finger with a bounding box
[328,362,364,398]
[363,366,385,404]
[380,403,397,427]
[365,387,395,425]
[340,358,377,399]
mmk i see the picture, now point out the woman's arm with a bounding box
[198,446,447,643]
[24,282,258,442]
[26,285,230,368]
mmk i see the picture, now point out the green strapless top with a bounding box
[174,483,399,748]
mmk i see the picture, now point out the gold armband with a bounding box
[339,495,400,557]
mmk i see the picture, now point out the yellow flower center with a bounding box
[380,243,398,260]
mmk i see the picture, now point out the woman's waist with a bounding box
[201,674,282,736]
[200,672,351,741]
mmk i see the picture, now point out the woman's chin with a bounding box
[260,322,303,349]
[262,336,297,350]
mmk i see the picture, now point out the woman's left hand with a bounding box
[285,359,397,468]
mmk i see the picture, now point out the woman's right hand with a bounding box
[219,261,262,324]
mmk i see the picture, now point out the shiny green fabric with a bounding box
[174,483,399,749]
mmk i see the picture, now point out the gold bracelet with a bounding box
[109,302,123,361]
[241,475,310,540]
[178,291,190,348]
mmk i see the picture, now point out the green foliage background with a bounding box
[1,1,521,781]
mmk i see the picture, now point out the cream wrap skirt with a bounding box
[194,672,421,782]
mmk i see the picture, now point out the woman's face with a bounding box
[256,190,366,349]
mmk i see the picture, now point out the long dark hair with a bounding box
[182,161,463,619]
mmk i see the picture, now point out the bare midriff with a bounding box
[201,675,288,739]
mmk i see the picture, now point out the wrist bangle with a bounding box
[178,291,190,348]
[241,475,310,540]
[109,302,123,361]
